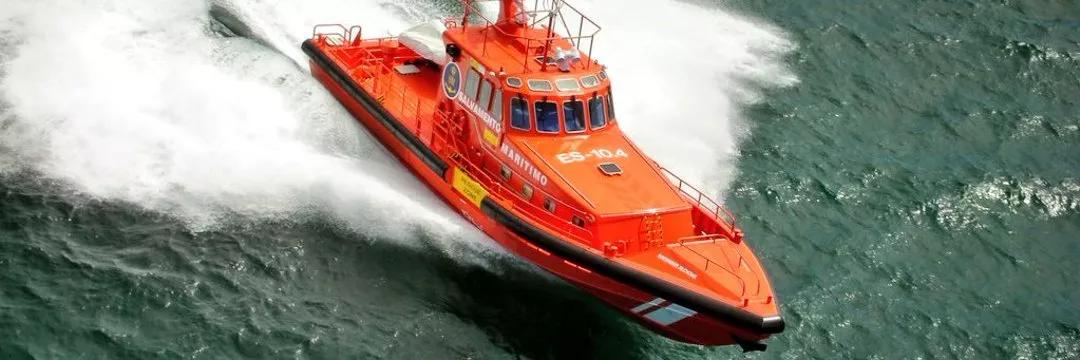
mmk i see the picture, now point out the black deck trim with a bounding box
[480,198,785,335]
[302,39,448,176]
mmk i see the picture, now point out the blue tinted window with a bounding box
[535,101,559,133]
[510,97,530,130]
[563,100,585,132]
[589,96,606,129]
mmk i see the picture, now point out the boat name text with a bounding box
[657,253,698,279]
[501,143,549,186]
[556,148,629,164]
[457,94,503,135]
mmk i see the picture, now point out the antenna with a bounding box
[540,1,565,71]
[498,0,527,26]
[553,46,581,72]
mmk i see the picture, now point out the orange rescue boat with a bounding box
[302,0,784,350]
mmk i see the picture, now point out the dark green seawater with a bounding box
[1,0,1078,359]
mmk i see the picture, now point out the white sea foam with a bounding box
[927,177,1080,231]
[0,0,478,253]
[571,0,798,197]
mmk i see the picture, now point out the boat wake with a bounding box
[0,0,486,258]
[0,0,795,258]
[573,0,798,195]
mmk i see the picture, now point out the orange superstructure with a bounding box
[302,0,784,350]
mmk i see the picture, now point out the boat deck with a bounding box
[324,43,442,144]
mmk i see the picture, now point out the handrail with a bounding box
[658,167,737,229]
[456,0,602,71]
[311,25,375,45]
[344,38,433,130]
[669,235,746,297]
[312,24,349,44]
[425,108,595,242]
[444,145,595,243]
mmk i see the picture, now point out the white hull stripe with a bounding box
[630,297,665,314]
[643,303,697,326]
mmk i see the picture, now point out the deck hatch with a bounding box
[598,162,622,176]
[394,64,420,75]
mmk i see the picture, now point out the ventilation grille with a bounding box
[598,162,622,176]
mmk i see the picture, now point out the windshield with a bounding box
[563,100,585,132]
[588,96,606,129]
[535,101,559,133]
[511,97,530,130]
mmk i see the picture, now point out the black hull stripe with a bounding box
[480,198,785,335]
[301,40,783,336]
[302,39,448,176]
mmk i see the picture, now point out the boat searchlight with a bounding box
[554,46,582,72]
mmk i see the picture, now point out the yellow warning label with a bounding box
[470,58,485,73]
[482,129,500,146]
[452,167,488,207]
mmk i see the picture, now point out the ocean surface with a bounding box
[1,0,1078,359]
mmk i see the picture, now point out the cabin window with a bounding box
[465,68,481,100]
[527,79,553,92]
[544,197,556,213]
[506,77,523,88]
[588,95,606,130]
[522,183,533,199]
[580,75,600,88]
[535,101,560,133]
[510,97,530,130]
[606,90,616,120]
[491,90,503,121]
[572,215,585,228]
[555,78,580,91]
[563,100,585,133]
[478,79,494,110]
[500,164,511,180]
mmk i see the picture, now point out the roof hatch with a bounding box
[598,162,622,176]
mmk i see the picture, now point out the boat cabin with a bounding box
[396,0,613,137]
[397,1,702,249]
[318,0,710,252]
[449,61,617,137]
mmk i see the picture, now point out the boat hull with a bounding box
[303,40,781,347]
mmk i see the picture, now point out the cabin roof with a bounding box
[443,25,602,80]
